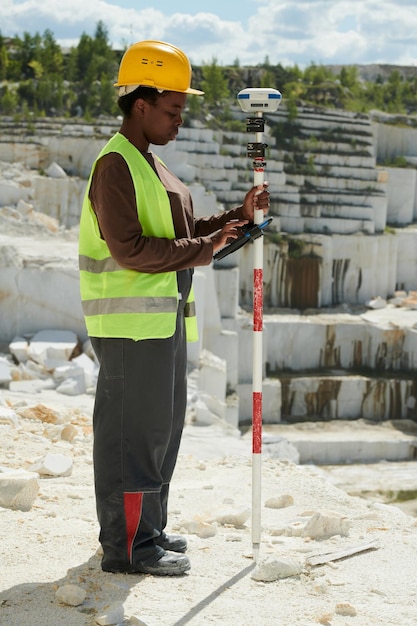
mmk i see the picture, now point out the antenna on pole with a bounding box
[237,87,282,563]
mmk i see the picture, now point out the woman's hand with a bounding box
[241,182,270,221]
[211,219,248,253]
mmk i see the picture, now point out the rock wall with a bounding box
[1,110,417,424]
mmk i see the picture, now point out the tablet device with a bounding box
[213,217,273,261]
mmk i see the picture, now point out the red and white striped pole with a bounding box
[237,88,282,562]
[252,114,266,562]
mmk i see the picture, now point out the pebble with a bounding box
[251,556,303,582]
[179,519,217,538]
[211,506,251,527]
[30,452,73,477]
[55,584,86,606]
[96,601,124,625]
[0,468,39,511]
[335,602,357,616]
[265,494,294,509]
[302,510,351,539]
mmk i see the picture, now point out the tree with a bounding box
[0,86,18,114]
[339,66,359,90]
[186,94,203,119]
[201,58,229,106]
[0,32,9,81]
[260,69,276,89]
[304,63,334,85]
[40,29,63,77]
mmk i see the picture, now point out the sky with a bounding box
[2,0,417,68]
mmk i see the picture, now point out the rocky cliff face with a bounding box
[1,108,417,423]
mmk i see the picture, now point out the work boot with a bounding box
[102,550,190,576]
[156,532,188,553]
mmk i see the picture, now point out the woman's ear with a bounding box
[133,98,147,117]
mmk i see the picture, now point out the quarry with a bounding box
[0,105,417,459]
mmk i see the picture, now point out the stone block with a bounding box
[9,336,29,363]
[237,378,281,424]
[278,215,305,233]
[264,171,286,186]
[225,393,239,429]
[206,329,238,390]
[265,317,327,371]
[300,204,321,218]
[214,266,240,319]
[386,167,417,225]
[0,468,39,511]
[0,180,30,206]
[278,202,302,217]
[230,316,267,384]
[30,452,73,477]
[28,329,79,366]
[198,349,226,410]
[0,355,12,384]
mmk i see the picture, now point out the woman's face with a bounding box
[137,91,187,146]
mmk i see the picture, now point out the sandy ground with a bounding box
[1,387,417,626]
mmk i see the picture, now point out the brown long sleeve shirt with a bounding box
[89,149,245,274]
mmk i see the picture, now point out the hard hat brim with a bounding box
[115,82,204,96]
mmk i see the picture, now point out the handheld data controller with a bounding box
[213,216,273,261]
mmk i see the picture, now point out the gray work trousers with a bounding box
[90,283,189,568]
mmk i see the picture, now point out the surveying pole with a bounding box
[237,87,282,562]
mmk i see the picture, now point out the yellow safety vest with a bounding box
[79,132,198,342]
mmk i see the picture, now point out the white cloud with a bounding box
[1,0,417,67]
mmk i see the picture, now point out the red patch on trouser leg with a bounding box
[123,492,143,563]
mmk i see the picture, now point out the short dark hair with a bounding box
[117,86,162,117]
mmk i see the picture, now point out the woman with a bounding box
[79,40,270,576]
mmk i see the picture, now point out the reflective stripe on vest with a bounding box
[79,132,198,342]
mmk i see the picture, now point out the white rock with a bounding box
[18,359,51,379]
[0,406,19,426]
[72,352,98,388]
[9,336,29,363]
[60,423,79,442]
[43,424,65,442]
[72,351,96,371]
[56,376,86,396]
[335,602,357,617]
[211,506,251,527]
[83,339,98,363]
[27,329,78,366]
[265,494,294,509]
[15,403,62,424]
[252,556,303,582]
[46,359,78,374]
[55,584,86,607]
[27,208,59,232]
[0,179,29,205]
[193,398,217,425]
[54,355,97,391]
[366,296,387,309]
[0,355,12,384]
[179,518,218,538]
[9,378,56,393]
[53,362,83,381]
[30,452,73,477]
[0,468,39,511]
[263,437,300,464]
[16,199,33,216]
[45,162,67,178]
[96,601,125,625]
[302,511,351,539]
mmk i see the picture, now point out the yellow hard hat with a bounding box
[115,40,204,96]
